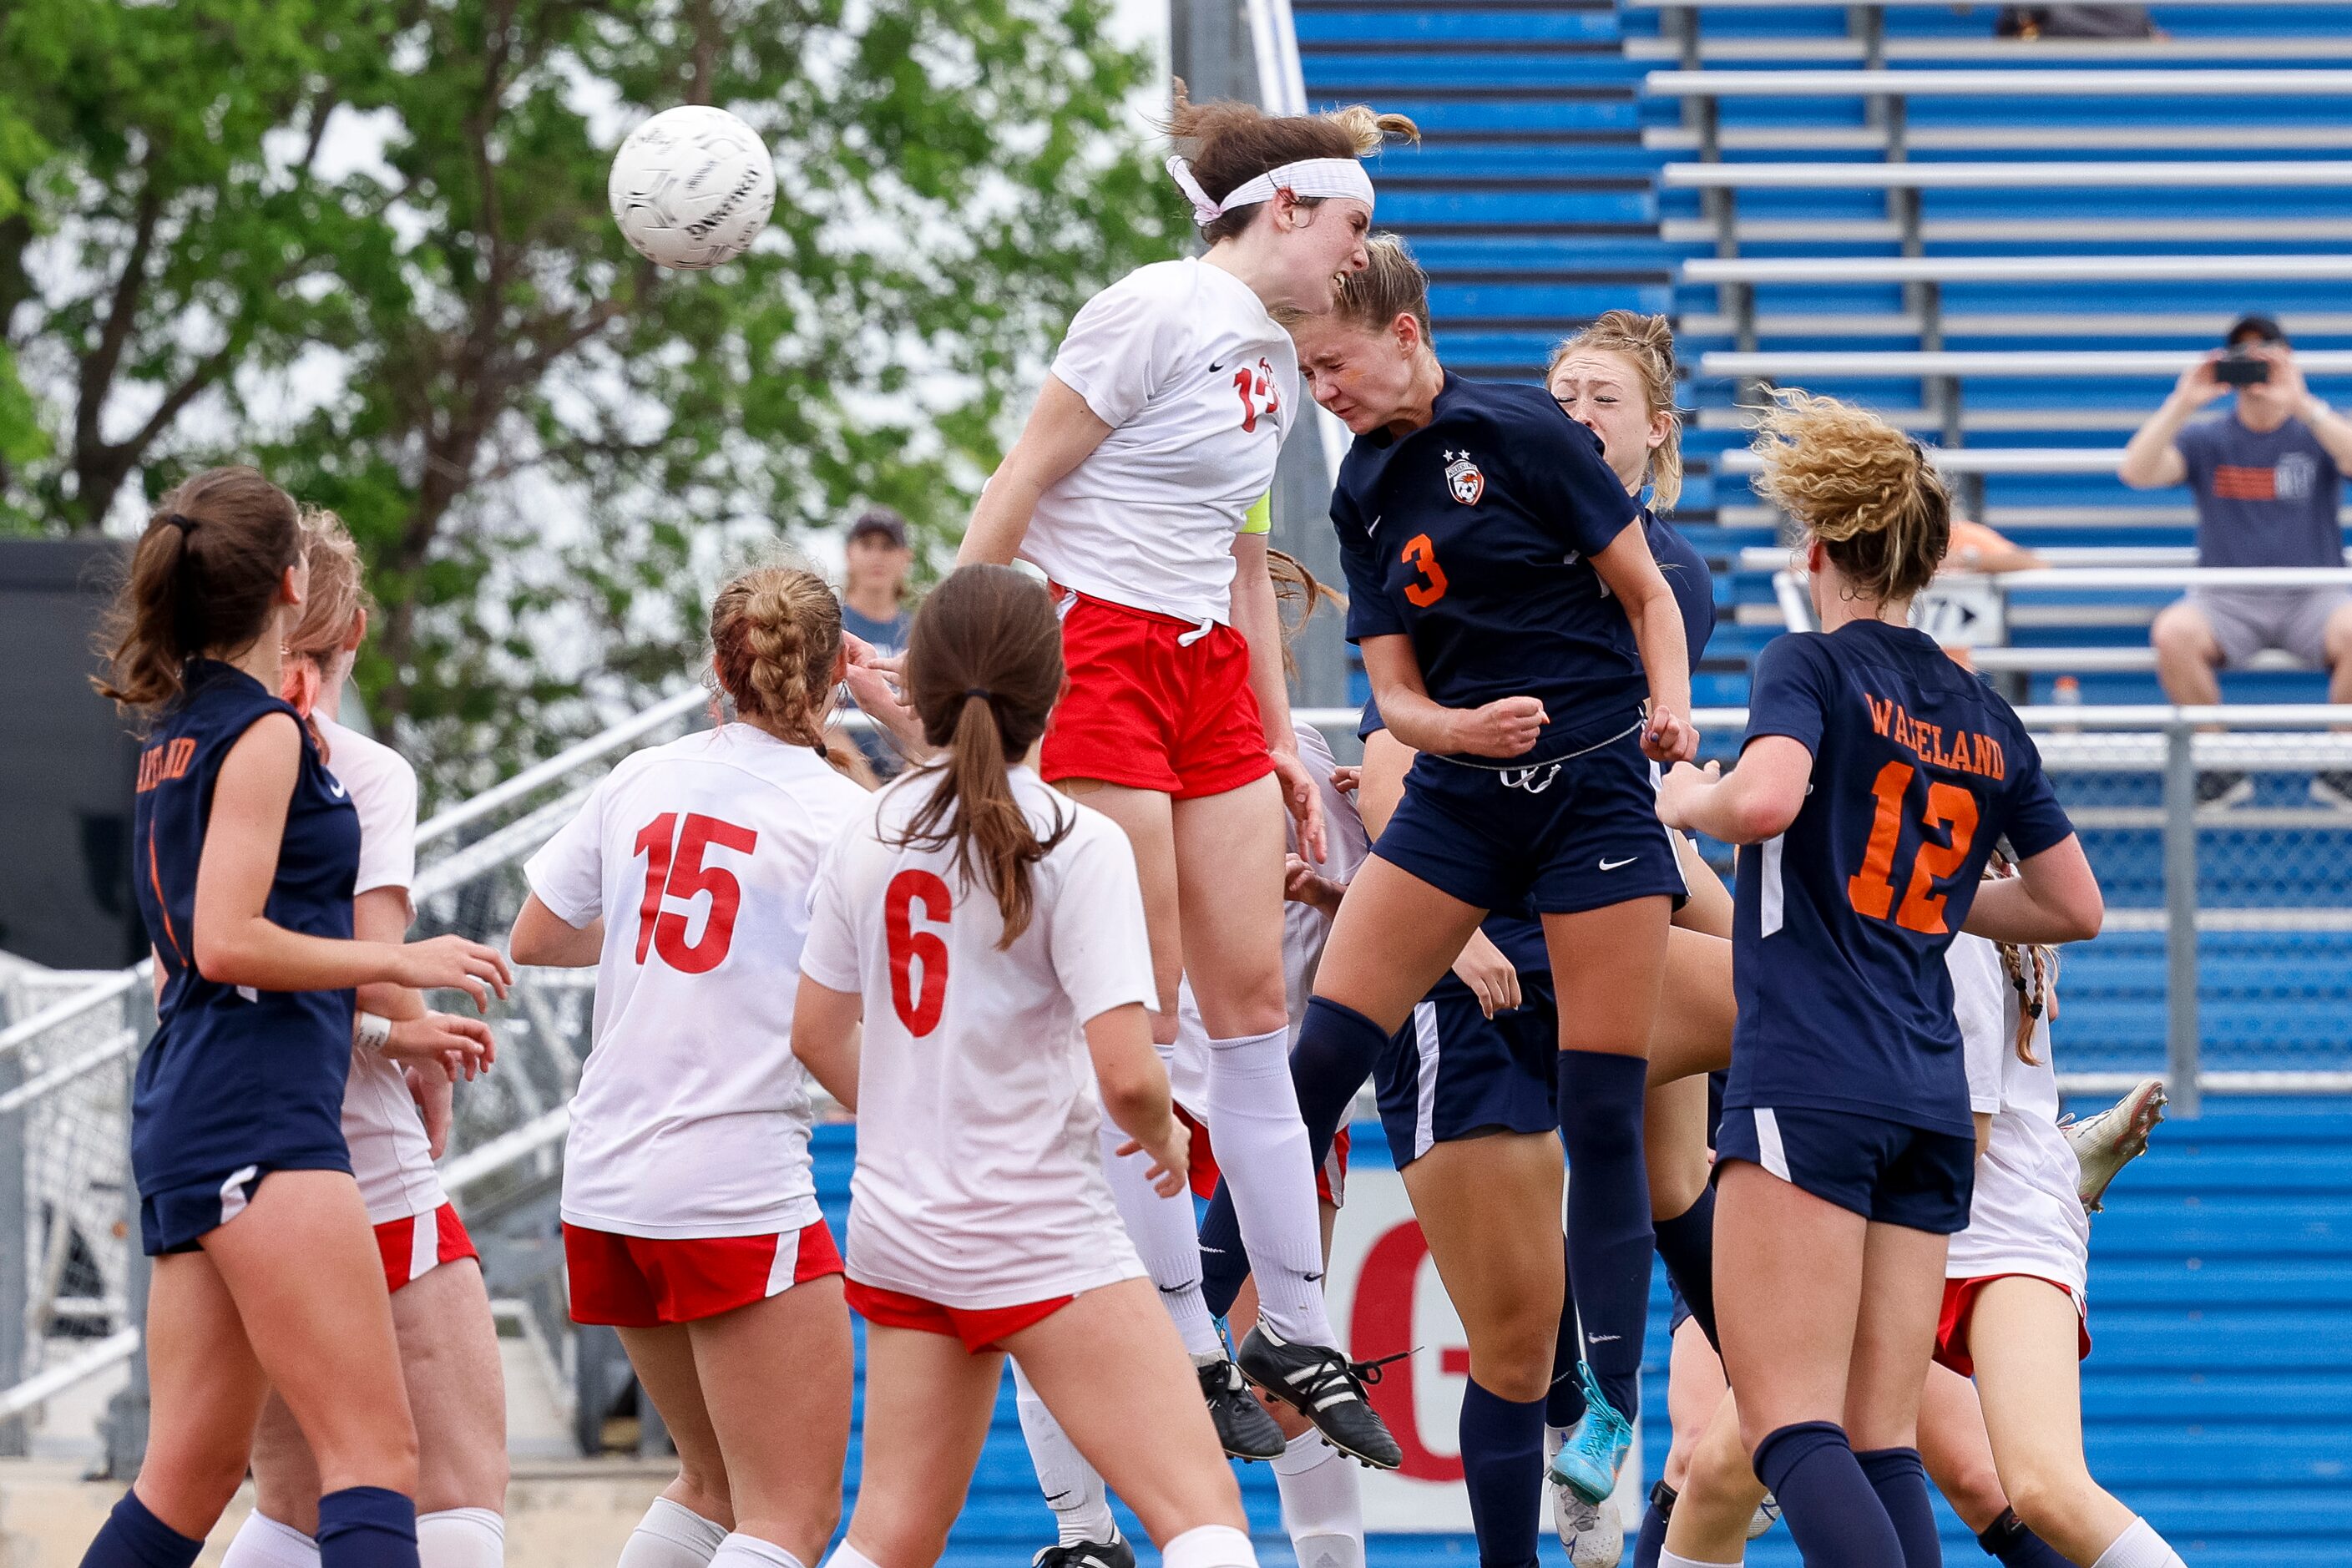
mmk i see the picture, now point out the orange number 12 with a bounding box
[1845,761,1980,934]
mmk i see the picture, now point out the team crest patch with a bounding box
[1444,449,1485,506]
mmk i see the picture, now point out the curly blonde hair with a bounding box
[1550,311,1683,511]
[1166,83,1418,244]
[709,564,842,744]
[1749,388,1950,603]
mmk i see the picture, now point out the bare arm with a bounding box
[353,886,422,1022]
[2118,358,2220,489]
[192,716,509,1007]
[1960,836,2104,946]
[355,886,496,1080]
[508,893,605,969]
[1590,520,1697,764]
[791,975,866,1113]
[1361,636,1549,760]
[1231,531,1327,862]
[1085,1001,1187,1196]
[1975,1110,1993,1161]
[958,377,1115,567]
[1655,736,1814,846]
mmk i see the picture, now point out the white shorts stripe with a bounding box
[1760,835,1787,938]
[1412,1001,1443,1161]
[764,1227,802,1298]
[216,1164,260,1228]
[1753,1108,1792,1183]
[409,1206,441,1283]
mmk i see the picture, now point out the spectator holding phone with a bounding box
[2121,314,2352,807]
[837,506,918,776]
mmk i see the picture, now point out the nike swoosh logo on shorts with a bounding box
[1600,855,1638,871]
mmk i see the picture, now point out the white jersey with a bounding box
[1946,934,2089,1294]
[524,725,871,1239]
[1023,258,1299,626]
[319,716,443,1227]
[799,767,1157,1308]
[1167,723,1372,1118]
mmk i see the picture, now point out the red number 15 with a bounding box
[632,812,759,974]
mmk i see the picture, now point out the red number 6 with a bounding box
[885,869,953,1036]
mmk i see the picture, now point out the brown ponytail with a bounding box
[280,507,375,760]
[1166,83,1418,245]
[95,467,302,716]
[1750,388,1950,604]
[1265,547,1345,682]
[893,564,1071,947]
[710,564,842,745]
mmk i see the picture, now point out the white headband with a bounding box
[1166,154,1375,228]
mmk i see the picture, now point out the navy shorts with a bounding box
[1374,712,1684,917]
[1714,1105,1975,1235]
[1377,974,1559,1167]
[139,1162,319,1255]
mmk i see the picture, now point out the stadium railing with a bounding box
[8,685,2352,1449]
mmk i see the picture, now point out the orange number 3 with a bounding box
[1845,761,1980,934]
[1400,534,1449,608]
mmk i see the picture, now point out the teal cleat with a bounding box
[1546,1363,1633,1506]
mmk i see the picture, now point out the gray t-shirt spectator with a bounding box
[2175,412,2344,568]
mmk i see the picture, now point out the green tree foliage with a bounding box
[2,0,1180,799]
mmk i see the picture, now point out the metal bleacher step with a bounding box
[1662,215,2352,242]
[1648,122,2352,152]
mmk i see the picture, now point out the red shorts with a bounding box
[1175,1105,1348,1207]
[1041,588,1273,799]
[564,1217,844,1328]
[844,1282,1074,1354]
[1935,1273,2091,1378]
[373,1203,478,1294]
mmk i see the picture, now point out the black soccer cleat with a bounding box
[1198,1355,1287,1460]
[1236,1323,1403,1470]
[1032,1538,1134,1568]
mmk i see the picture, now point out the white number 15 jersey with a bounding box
[799,766,1157,1309]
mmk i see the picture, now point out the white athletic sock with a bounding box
[711,1536,804,1568]
[617,1498,731,1568]
[822,1545,885,1568]
[1203,1027,1335,1343]
[1658,1552,1742,1568]
[2091,1517,2188,1568]
[417,1508,505,1568]
[220,1512,321,1568]
[1271,1434,1363,1568]
[1098,1120,1224,1359]
[1012,1361,1120,1547]
[1158,1523,1259,1568]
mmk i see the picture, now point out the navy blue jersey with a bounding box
[130,660,362,1194]
[1336,375,1646,761]
[1355,693,1549,970]
[1727,622,2075,1136]
[1644,508,1715,672]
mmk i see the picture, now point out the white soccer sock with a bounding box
[1203,1027,1335,1343]
[1012,1361,1120,1547]
[822,1544,885,1568]
[1098,1121,1224,1359]
[1658,1552,1742,1568]
[417,1508,505,1568]
[711,1536,804,1568]
[220,1512,321,1568]
[616,1498,731,1568]
[2091,1517,2188,1568]
[1271,1434,1363,1568]
[1159,1523,1259,1568]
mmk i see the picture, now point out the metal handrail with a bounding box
[1665,159,2352,189]
[415,685,705,847]
[1647,67,2352,94]
[1703,349,2352,377]
[1690,254,2352,284]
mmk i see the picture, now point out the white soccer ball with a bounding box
[608,105,776,271]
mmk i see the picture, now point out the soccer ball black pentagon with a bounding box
[609,105,777,270]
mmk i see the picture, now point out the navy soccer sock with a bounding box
[1978,1508,2074,1568]
[1631,1485,1674,1568]
[1545,1241,1586,1431]
[1753,1422,1904,1568]
[1555,1048,1653,1419]
[1652,1186,1720,1351]
[1198,996,1388,1317]
[80,1491,203,1568]
[1459,1378,1547,1568]
[316,1486,418,1568]
[1857,1447,1943,1568]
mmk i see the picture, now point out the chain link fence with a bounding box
[2,698,2347,1454]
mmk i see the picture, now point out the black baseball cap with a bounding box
[846,507,909,548]
[2226,313,2285,348]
